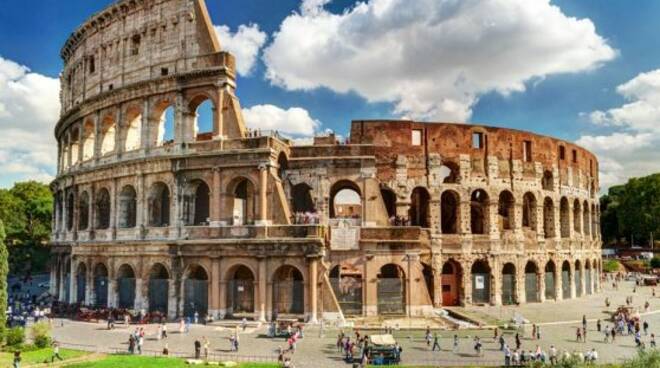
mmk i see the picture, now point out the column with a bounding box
[167,279,177,320]
[68,258,76,303]
[210,258,220,318]
[107,279,116,308]
[258,258,267,322]
[460,200,471,234]
[554,267,562,301]
[569,262,576,299]
[141,99,151,151]
[210,168,222,226]
[86,262,94,305]
[256,164,269,225]
[492,261,502,306]
[461,262,472,306]
[538,269,546,303]
[308,257,318,323]
[135,278,144,310]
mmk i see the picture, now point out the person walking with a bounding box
[453,335,459,353]
[162,323,168,339]
[425,328,432,347]
[432,333,441,351]
[137,334,144,354]
[504,344,511,366]
[194,339,201,359]
[643,321,649,336]
[499,334,505,351]
[576,327,582,343]
[12,351,21,368]
[51,342,63,362]
[515,333,521,350]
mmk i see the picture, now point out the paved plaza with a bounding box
[52,280,659,367]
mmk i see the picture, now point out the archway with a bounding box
[231,178,255,225]
[82,119,95,161]
[498,190,515,231]
[524,261,540,303]
[154,103,175,147]
[70,127,80,165]
[409,187,430,227]
[148,182,170,227]
[575,260,582,297]
[522,192,537,230]
[291,183,316,214]
[329,264,363,316]
[272,265,304,315]
[573,199,582,234]
[116,264,136,309]
[78,191,89,230]
[545,261,556,300]
[183,180,210,225]
[124,106,142,151]
[191,98,214,140]
[543,197,555,238]
[470,189,489,234]
[377,264,406,314]
[380,187,397,220]
[441,260,461,306]
[95,188,111,230]
[148,263,169,315]
[118,185,137,228]
[422,263,434,304]
[441,190,459,234]
[277,152,288,181]
[93,263,108,307]
[560,197,570,238]
[76,263,87,304]
[100,114,116,155]
[184,265,209,318]
[502,263,516,305]
[330,180,362,221]
[542,170,553,191]
[227,265,255,317]
[441,161,460,184]
[471,260,491,304]
[561,261,571,299]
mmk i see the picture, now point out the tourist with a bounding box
[137,334,144,354]
[582,315,587,330]
[603,326,610,343]
[360,351,369,368]
[242,317,248,331]
[162,343,169,356]
[336,332,344,352]
[51,342,64,362]
[425,326,432,347]
[549,345,557,365]
[532,324,537,340]
[162,323,168,339]
[651,333,657,347]
[453,335,459,353]
[596,319,601,332]
[536,326,541,340]
[12,351,21,368]
[432,333,440,351]
[515,332,521,350]
[611,327,616,342]
[194,311,199,324]
[179,318,185,334]
[643,320,649,335]
[512,349,520,365]
[203,336,210,359]
[128,335,135,354]
[473,336,482,357]
[504,344,511,366]
[194,339,201,359]
[635,331,642,347]
[499,334,505,351]
[576,327,582,343]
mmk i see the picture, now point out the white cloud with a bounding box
[578,69,660,190]
[242,104,320,136]
[0,56,59,187]
[214,24,267,76]
[263,0,616,121]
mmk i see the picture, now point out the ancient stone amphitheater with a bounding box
[50,0,602,322]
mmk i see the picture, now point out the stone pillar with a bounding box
[492,261,502,306]
[49,261,57,296]
[86,263,94,305]
[58,258,66,302]
[406,255,414,317]
[258,258,267,322]
[488,200,500,239]
[167,279,177,320]
[135,278,144,310]
[136,173,145,237]
[431,253,442,308]
[460,200,471,234]
[461,262,472,306]
[309,257,318,323]
[538,269,546,303]
[141,99,151,151]
[569,262,576,299]
[77,122,84,164]
[218,280,227,319]
[517,265,527,304]
[210,257,220,318]
[364,258,378,315]
[69,259,76,304]
[256,164,269,225]
[108,279,116,308]
[210,168,222,226]
[429,198,441,233]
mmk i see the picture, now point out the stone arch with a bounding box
[542,170,554,191]
[272,265,305,315]
[95,188,111,230]
[471,259,491,304]
[116,263,136,309]
[380,186,397,219]
[148,263,170,315]
[470,189,489,234]
[441,160,460,184]
[100,113,116,155]
[410,187,430,227]
[501,262,517,305]
[118,185,137,228]
[227,176,256,225]
[573,199,582,234]
[148,182,171,227]
[560,197,570,238]
[188,94,216,139]
[524,261,540,303]
[441,190,460,234]
[82,118,95,161]
[226,264,256,316]
[330,180,362,220]
[441,259,462,306]
[76,262,87,303]
[183,179,211,226]
[544,260,557,300]
[377,264,406,314]
[93,262,109,307]
[498,190,515,231]
[151,99,175,147]
[522,192,537,230]
[561,260,571,299]
[543,197,555,238]
[123,104,142,151]
[291,183,316,214]
[78,191,90,231]
[277,152,288,181]
[329,263,363,316]
[70,126,80,165]
[183,264,209,318]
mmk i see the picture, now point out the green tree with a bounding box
[0,221,9,340]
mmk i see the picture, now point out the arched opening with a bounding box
[498,190,515,231]
[440,190,459,234]
[471,260,491,304]
[70,127,80,165]
[95,188,111,230]
[583,200,591,238]
[377,264,406,314]
[422,263,434,305]
[118,185,137,228]
[543,197,555,238]
[231,178,255,225]
[61,136,70,169]
[409,187,430,227]
[272,265,304,315]
[76,263,87,304]
[154,103,175,147]
[93,263,108,307]
[100,114,116,155]
[184,264,209,318]
[227,265,255,317]
[78,191,89,230]
[329,264,363,316]
[291,183,316,218]
[573,199,582,234]
[330,180,362,221]
[524,261,540,303]
[502,263,516,305]
[183,180,210,226]
[277,152,288,181]
[545,261,556,300]
[191,98,214,140]
[574,260,582,297]
[82,119,95,161]
[148,182,170,227]
[591,204,597,240]
[585,260,592,295]
[561,261,571,299]
[560,197,570,238]
[116,264,136,309]
[124,106,142,151]
[441,260,462,306]
[148,263,169,315]
[380,187,397,220]
[441,161,460,184]
[470,189,489,234]
[522,192,537,230]
[66,192,74,231]
[542,170,554,191]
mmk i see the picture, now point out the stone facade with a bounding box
[50,0,602,322]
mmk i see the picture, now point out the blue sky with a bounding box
[1,0,659,189]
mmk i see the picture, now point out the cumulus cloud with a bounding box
[242,104,320,137]
[214,24,267,76]
[0,56,59,187]
[263,0,616,121]
[578,69,660,190]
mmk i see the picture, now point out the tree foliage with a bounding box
[0,181,53,274]
[0,221,8,340]
[600,173,660,246]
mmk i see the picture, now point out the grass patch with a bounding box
[63,354,278,368]
[0,347,87,366]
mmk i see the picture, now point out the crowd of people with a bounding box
[291,212,320,225]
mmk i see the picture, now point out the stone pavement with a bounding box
[51,280,659,367]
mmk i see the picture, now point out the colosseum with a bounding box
[49,0,602,323]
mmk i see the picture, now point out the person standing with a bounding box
[504,344,511,367]
[499,335,505,351]
[453,335,459,353]
[515,333,521,350]
[12,351,21,368]
[162,323,168,339]
[643,321,649,336]
[194,339,201,359]
[137,334,144,355]
[203,336,210,360]
[597,319,601,332]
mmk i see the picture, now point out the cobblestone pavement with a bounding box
[52,280,660,367]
